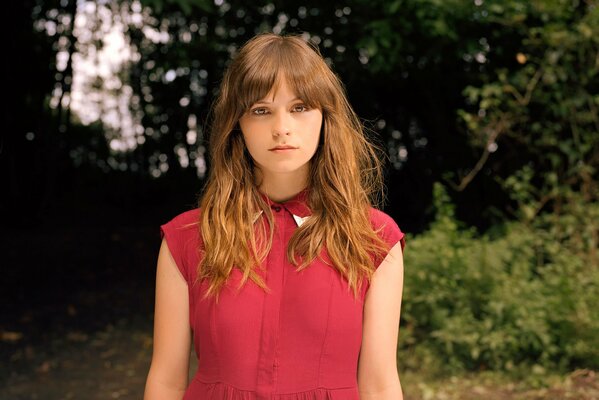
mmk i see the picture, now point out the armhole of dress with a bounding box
[160,222,189,284]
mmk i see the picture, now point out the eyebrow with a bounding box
[253,97,301,105]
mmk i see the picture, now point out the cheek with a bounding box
[243,137,263,161]
[240,123,262,151]
[307,115,323,148]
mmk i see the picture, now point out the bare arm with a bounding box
[144,239,192,400]
[358,241,405,400]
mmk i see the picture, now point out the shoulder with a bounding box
[368,207,406,251]
[368,207,397,228]
[166,207,201,227]
[159,208,202,283]
[160,207,202,250]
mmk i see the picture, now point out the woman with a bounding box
[144,32,406,400]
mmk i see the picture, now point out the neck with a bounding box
[255,166,309,203]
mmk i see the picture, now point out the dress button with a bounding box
[272,205,282,212]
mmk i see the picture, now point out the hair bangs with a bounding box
[235,41,330,114]
[236,63,279,114]
[279,46,331,111]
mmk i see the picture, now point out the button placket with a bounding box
[255,206,286,398]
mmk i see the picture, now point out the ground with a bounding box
[1,211,597,399]
[3,319,598,400]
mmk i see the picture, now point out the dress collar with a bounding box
[254,187,312,227]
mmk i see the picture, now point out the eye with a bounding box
[250,107,268,116]
[292,104,309,112]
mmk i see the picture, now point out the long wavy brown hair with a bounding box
[195,32,392,303]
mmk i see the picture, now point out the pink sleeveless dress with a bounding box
[159,188,405,399]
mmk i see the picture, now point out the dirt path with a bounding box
[1,218,160,400]
[3,317,597,400]
[2,319,152,400]
[401,369,599,400]
[1,218,597,399]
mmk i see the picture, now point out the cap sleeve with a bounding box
[369,208,406,266]
[159,209,200,284]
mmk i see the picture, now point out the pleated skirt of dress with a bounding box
[184,378,360,400]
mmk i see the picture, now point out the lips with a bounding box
[269,146,298,151]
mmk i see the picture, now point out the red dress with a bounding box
[159,188,405,400]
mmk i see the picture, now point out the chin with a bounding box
[254,157,312,175]
[268,167,305,174]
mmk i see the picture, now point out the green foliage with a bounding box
[138,0,213,15]
[358,0,597,225]
[399,182,599,373]
[358,0,475,74]
[457,1,599,221]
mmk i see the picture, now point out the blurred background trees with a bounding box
[2,0,597,395]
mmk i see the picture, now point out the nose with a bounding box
[272,111,291,137]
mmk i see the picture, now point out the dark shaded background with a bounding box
[2,0,597,398]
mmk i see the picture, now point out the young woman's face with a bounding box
[238,78,323,186]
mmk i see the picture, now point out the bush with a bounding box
[399,183,599,374]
